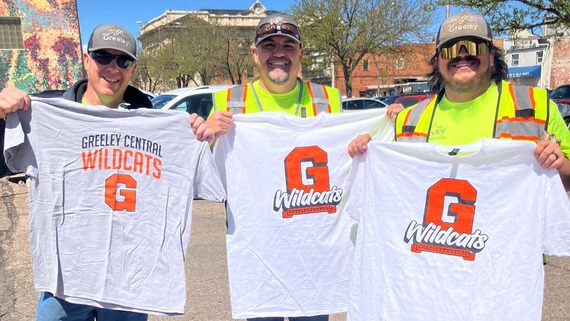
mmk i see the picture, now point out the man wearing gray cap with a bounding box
[348,11,570,190]
[0,24,151,321]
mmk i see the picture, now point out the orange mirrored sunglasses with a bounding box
[439,40,490,59]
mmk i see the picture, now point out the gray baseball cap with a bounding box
[255,13,302,46]
[436,12,493,49]
[87,24,137,60]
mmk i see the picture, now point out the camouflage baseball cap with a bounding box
[87,24,137,60]
[255,13,302,46]
[436,12,493,49]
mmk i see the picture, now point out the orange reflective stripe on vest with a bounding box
[307,82,331,115]
[494,83,546,141]
[226,81,330,115]
[396,97,434,142]
[226,84,247,114]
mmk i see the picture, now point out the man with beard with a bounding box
[205,13,340,321]
[348,11,570,190]
[206,13,341,138]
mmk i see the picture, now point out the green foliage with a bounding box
[135,14,255,91]
[430,0,570,35]
[291,0,434,97]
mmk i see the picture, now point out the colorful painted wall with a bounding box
[0,0,83,93]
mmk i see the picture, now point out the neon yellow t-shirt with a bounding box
[212,79,342,116]
[427,84,499,145]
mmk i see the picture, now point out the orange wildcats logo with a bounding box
[403,178,488,261]
[273,146,342,218]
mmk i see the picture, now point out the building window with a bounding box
[512,54,519,66]
[362,59,369,71]
[536,51,543,64]
[396,58,404,70]
[0,17,24,49]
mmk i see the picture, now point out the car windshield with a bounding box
[151,94,176,109]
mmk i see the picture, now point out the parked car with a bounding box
[377,95,399,105]
[152,85,235,119]
[342,97,387,111]
[394,92,431,108]
[549,85,570,126]
[140,89,156,101]
[549,85,570,105]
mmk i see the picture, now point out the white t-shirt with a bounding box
[3,97,226,315]
[213,109,394,318]
[345,139,570,321]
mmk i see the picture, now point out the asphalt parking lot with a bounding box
[1,175,569,321]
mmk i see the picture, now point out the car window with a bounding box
[343,100,360,110]
[151,94,176,109]
[364,100,386,109]
[170,93,214,118]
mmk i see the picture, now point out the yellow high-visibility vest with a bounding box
[395,81,549,142]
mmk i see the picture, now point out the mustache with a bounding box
[267,58,291,64]
[448,55,479,65]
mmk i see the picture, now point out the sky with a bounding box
[76,0,455,47]
[76,0,292,46]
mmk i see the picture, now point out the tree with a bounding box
[291,0,434,97]
[219,30,255,85]
[432,0,570,35]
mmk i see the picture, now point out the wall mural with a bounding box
[0,0,83,93]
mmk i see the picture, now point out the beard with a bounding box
[267,68,290,85]
[442,56,492,93]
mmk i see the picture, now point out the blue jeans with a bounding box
[247,316,329,321]
[36,292,148,321]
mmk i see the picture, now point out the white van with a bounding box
[151,85,235,119]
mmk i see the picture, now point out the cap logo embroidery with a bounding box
[447,15,479,34]
[267,16,288,26]
[102,28,130,48]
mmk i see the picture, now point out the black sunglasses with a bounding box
[89,51,134,69]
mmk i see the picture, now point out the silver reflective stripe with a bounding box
[513,85,531,111]
[228,85,246,114]
[496,119,544,138]
[309,83,330,114]
[397,136,429,142]
[495,85,544,139]
[396,98,432,142]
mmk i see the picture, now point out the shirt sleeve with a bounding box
[343,154,367,222]
[193,142,225,202]
[3,106,37,174]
